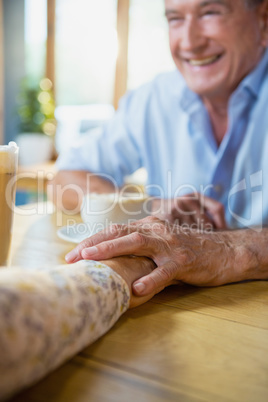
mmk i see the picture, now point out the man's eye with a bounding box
[202,9,222,17]
[168,16,184,24]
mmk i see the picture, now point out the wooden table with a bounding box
[8,204,268,402]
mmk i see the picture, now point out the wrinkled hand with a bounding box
[151,193,227,230]
[66,216,239,297]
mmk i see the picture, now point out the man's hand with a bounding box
[48,170,115,212]
[65,216,260,297]
[151,193,227,230]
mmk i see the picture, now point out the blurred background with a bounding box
[0,0,175,146]
[0,0,175,204]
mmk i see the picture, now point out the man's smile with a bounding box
[184,54,223,67]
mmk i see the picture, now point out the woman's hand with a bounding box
[102,256,157,308]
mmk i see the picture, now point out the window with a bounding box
[24,0,174,105]
[127,0,174,90]
[55,0,118,106]
[25,0,47,83]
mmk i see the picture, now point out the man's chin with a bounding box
[185,80,228,100]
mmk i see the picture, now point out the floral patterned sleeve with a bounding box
[0,260,130,400]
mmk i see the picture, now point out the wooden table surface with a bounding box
[8,204,268,402]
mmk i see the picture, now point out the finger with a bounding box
[185,200,216,229]
[181,199,213,226]
[132,262,179,296]
[81,232,158,261]
[65,217,163,263]
[201,196,227,229]
[173,199,210,228]
[65,224,130,263]
[179,194,226,229]
[170,200,195,225]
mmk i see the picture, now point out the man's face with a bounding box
[165,0,267,100]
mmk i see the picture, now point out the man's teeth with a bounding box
[188,55,219,66]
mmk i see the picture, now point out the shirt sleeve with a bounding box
[56,92,144,187]
[0,260,130,400]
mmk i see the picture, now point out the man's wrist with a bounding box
[213,229,268,282]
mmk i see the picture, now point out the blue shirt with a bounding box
[57,49,268,229]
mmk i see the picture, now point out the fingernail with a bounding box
[133,282,146,295]
[82,246,98,257]
[65,249,79,263]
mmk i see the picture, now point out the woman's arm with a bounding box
[0,257,155,400]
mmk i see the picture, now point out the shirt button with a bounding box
[214,184,223,194]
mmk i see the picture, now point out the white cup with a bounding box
[80,192,150,232]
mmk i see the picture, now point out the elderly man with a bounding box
[64,0,268,296]
[53,0,268,229]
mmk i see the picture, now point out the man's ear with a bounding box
[259,0,268,46]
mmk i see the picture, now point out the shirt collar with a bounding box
[177,75,202,114]
[239,48,268,98]
[178,47,268,112]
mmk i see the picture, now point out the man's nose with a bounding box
[179,17,207,52]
